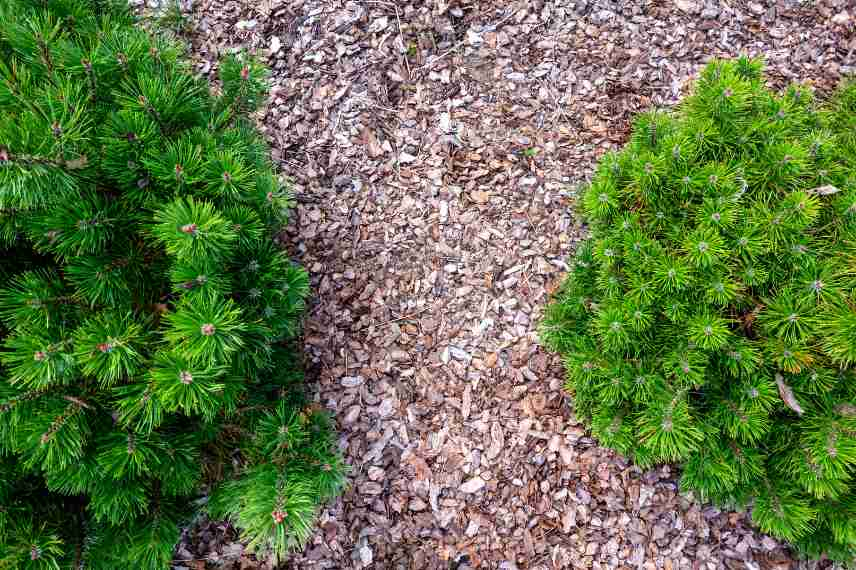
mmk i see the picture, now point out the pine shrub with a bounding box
[0,1,345,568]
[541,58,856,561]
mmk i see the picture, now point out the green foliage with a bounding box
[0,2,345,568]
[156,1,192,36]
[541,58,856,561]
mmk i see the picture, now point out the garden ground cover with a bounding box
[162,0,855,567]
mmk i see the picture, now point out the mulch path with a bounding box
[161,0,856,568]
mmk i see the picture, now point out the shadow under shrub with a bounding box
[0,1,344,568]
[542,57,856,561]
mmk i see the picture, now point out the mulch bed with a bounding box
[157,0,856,568]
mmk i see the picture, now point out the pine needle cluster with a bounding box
[541,57,856,561]
[0,1,345,568]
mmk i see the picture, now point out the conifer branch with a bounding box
[0,147,89,170]
[62,395,93,409]
[39,402,81,445]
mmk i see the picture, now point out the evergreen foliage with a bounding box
[541,58,856,561]
[0,1,345,568]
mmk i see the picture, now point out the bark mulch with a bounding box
[155,0,856,568]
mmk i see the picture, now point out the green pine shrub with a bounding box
[0,1,345,568]
[541,57,856,561]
